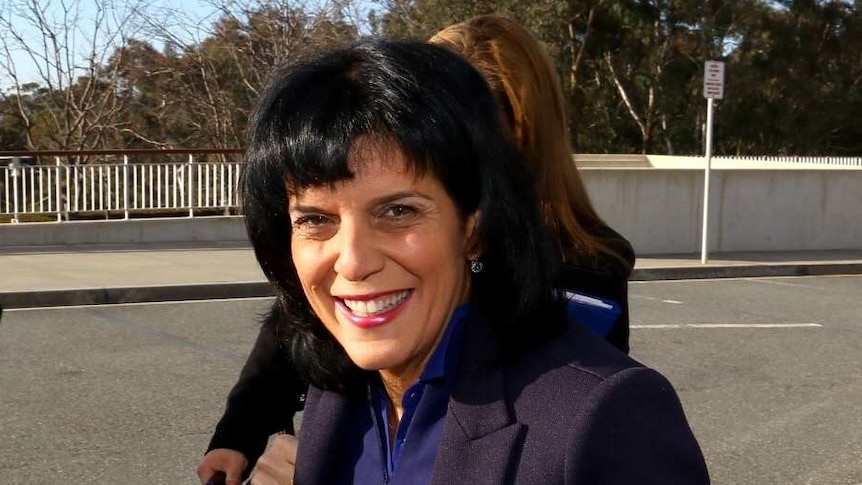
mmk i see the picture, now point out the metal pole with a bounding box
[66,161,73,216]
[701,97,715,264]
[89,166,96,211]
[28,164,34,213]
[123,155,130,219]
[171,164,182,209]
[98,165,104,211]
[11,158,20,223]
[55,157,62,222]
[39,166,46,213]
[188,154,194,218]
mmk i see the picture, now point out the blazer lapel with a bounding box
[432,313,525,485]
[293,385,354,485]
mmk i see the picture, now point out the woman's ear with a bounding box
[465,209,484,258]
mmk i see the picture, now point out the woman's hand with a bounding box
[248,434,298,485]
[197,448,248,485]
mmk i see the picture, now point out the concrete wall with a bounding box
[0,216,248,247]
[581,168,862,255]
[2,164,861,256]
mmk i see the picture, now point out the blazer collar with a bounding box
[293,385,355,485]
[295,311,525,485]
[432,311,525,485]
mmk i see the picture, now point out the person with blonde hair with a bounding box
[431,14,635,352]
[198,16,636,485]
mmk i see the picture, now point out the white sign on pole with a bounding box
[700,59,725,264]
[703,61,725,99]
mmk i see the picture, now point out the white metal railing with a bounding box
[1,152,242,222]
[715,155,862,166]
[4,151,861,222]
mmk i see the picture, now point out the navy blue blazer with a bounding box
[294,314,710,484]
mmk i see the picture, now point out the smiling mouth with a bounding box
[341,290,412,317]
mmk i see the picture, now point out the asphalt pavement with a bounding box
[629,275,862,485]
[1,242,861,308]
[1,238,860,484]
[2,276,861,484]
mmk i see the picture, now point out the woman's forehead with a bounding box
[286,140,431,198]
[347,137,409,172]
[287,157,451,213]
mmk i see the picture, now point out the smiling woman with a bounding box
[241,40,560,396]
[287,142,478,387]
[238,39,709,485]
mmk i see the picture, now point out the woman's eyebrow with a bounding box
[289,204,329,214]
[289,191,433,214]
[371,191,433,206]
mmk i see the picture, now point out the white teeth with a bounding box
[366,300,378,314]
[356,301,368,315]
[343,290,410,316]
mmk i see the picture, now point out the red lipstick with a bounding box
[336,290,413,328]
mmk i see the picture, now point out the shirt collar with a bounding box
[418,303,472,384]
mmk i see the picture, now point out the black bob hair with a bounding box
[241,39,563,391]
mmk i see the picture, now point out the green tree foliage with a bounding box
[718,0,862,154]
[0,85,38,150]
[378,0,862,155]
[1,0,860,155]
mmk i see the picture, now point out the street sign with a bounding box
[701,60,725,263]
[703,61,725,99]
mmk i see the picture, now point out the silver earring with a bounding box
[470,259,484,273]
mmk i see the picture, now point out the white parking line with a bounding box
[630,274,860,284]
[744,278,820,289]
[632,323,823,329]
[2,296,275,312]
[632,295,684,304]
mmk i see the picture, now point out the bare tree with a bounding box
[141,0,361,149]
[0,0,146,154]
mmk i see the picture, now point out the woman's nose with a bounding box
[332,220,385,281]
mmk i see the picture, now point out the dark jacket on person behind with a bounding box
[294,310,709,484]
[562,222,636,353]
[206,310,306,470]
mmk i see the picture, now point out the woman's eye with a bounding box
[293,215,329,227]
[291,215,337,239]
[381,204,417,219]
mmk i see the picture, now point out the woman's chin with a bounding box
[345,347,404,372]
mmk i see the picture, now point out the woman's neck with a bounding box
[375,304,464,429]
[378,369,411,421]
[378,370,411,444]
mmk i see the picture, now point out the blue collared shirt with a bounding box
[335,298,616,484]
[340,304,470,485]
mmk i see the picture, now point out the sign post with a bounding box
[10,158,22,224]
[701,61,724,264]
